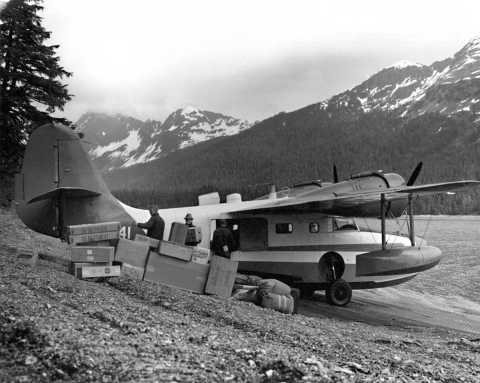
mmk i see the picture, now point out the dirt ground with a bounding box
[1,209,480,382]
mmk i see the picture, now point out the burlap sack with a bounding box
[258,279,291,296]
[260,291,294,314]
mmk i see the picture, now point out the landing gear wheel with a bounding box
[325,279,352,307]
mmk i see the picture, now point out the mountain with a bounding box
[323,36,480,121]
[91,37,480,214]
[77,37,480,175]
[75,107,253,172]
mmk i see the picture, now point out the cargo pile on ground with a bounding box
[1,209,480,382]
[66,220,295,314]
[66,220,241,301]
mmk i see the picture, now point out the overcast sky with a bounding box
[27,1,480,123]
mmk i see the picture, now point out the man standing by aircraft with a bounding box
[132,205,165,241]
[211,219,236,259]
[184,213,200,246]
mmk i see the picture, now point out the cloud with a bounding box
[38,0,480,124]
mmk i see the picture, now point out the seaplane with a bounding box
[15,123,480,306]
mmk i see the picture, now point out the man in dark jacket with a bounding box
[184,213,200,246]
[211,219,235,259]
[133,205,165,240]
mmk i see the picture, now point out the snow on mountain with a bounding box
[75,107,252,172]
[322,36,480,121]
[388,61,424,69]
[76,37,480,175]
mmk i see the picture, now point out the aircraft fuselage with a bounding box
[119,199,442,292]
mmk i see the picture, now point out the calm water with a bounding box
[359,216,480,304]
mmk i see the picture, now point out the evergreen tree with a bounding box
[0,0,73,179]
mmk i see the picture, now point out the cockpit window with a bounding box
[333,218,358,231]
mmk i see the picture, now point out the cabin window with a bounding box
[275,223,293,234]
[238,218,268,251]
[309,223,319,233]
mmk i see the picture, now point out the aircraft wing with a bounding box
[331,180,480,205]
[227,180,480,214]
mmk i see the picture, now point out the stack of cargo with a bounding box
[68,221,240,299]
[144,222,215,294]
[67,222,121,278]
[143,223,239,296]
[66,222,121,245]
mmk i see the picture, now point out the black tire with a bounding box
[325,279,352,307]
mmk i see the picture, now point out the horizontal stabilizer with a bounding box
[27,187,101,204]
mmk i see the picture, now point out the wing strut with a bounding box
[381,193,386,250]
[408,194,415,246]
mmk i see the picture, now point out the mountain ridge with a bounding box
[76,107,253,172]
[321,36,480,121]
[76,36,480,214]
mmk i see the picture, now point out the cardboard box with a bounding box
[144,251,210,294]
[15,248,38,267]
[168,222,188,244]
[186,227,202,243]
[205,255,239,299]
[67,231,120,245]
[114,238,150,268]
[78,265,120,278]
[121,263,145,280]
[158,240,193,262]
[69,262,112,278]
[192,247,211,264]
[134,234,160,248]
[70,246,114,263]
[67,222,121,235]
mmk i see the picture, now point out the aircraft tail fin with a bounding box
[15,123,131,239]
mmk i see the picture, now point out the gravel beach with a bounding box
[1,210,479,382]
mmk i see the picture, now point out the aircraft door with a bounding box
[238,218,268,251]
[209,218,268,252]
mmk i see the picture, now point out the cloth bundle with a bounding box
[232,277,296,315]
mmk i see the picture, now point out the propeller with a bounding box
[406,162,423,186]
[333,164,339,183]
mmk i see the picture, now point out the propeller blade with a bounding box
[407,162,423,186]
[334,164,338,183]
